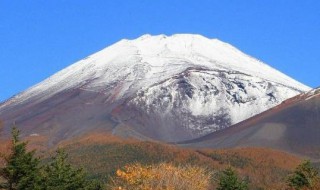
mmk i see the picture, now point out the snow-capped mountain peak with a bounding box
[0,34,311,142]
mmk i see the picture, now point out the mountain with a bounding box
[0,34,310,145]
[182,88,320,159]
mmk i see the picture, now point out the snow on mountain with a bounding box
[0,34,311,142]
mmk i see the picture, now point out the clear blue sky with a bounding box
[1,1,319,101]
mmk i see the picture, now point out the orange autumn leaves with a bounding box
[112,163,212,190]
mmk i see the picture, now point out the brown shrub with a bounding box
[110,163,212,190]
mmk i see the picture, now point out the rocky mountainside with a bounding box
[0,34,310,144]
[183,88,320,159]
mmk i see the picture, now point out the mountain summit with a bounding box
[0,34,310,144]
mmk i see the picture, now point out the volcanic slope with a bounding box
[0,34,310,144]
[183,88,320,159]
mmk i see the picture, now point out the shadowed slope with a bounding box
[183,88,320,159]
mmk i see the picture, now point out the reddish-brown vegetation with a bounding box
[51,133,302,189]
[0,132,305,189]
[199,148,301,189]
[111,163,212,190]
[0,140,11,168]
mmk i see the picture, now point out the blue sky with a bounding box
[1,1,319,101]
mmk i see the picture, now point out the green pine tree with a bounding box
[217,167,248,190]
[0,127,42,190]
[42,149,103,190]
[287,160,319,190]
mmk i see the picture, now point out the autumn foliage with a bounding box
[0,131,308,189]
[111,163,212,190]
